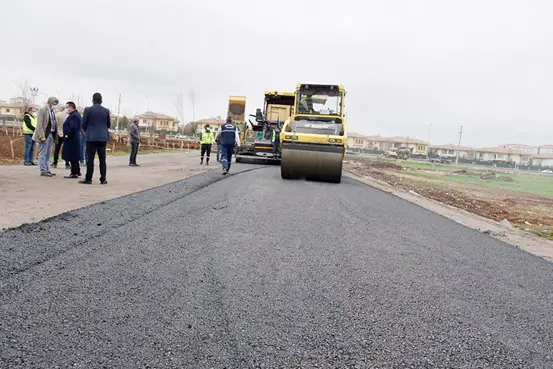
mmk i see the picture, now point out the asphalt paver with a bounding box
[1,164,553,368]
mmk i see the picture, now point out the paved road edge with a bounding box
[344,170,553,263]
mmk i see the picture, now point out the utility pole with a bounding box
[29,87,39,105]
[427,124,432,159]
[188,89,196,135]
[116,93,121,131]
[456,125,463,165]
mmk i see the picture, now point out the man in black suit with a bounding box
[80,92,111,185]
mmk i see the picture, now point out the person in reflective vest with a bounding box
[22,108,37,166]
[214,118,241,175]
[272,125,281,156]
[199,124,213,165]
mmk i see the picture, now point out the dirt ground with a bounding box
[344,159,553,262]
[0,151,211,230]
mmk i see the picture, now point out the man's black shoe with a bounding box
[79,180,92,184]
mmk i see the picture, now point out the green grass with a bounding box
[410,171,553,197]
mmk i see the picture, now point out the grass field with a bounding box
[360,157,553,198]
[410,170,553,198]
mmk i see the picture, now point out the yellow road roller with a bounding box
[280,83,347,183]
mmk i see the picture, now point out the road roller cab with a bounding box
[280,83,347,183]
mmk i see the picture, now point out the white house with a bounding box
[429,144,475,160]
[530,155,553,168]
[475,147,530,165]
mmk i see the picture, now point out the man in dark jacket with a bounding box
[128,117,141,167]
[214,117,241,175]
[62,101,82,179]
[80,92,111,185]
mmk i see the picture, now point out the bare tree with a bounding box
[12,77,35,107]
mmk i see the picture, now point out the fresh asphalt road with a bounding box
[1,163,553,368]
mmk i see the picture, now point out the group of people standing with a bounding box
[22,93,112,184]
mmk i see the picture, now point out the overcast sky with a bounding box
[1,0,551,147]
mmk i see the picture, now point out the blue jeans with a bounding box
[24,134,35,164]
[38,134,54,173]
[221,144,234,171]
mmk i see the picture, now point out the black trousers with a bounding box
[201,144,212,159]
[53,136,69,165]
[85,141,107,182]
[70,157,81,176]
[130,142,139,164]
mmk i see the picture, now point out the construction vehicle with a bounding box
[227,95,247,145]
[280,83,347,183]
[235,91,295,163]
[386,146,412,160]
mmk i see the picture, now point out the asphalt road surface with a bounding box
[1,164,553,368]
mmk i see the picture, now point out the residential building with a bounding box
[500,143,536,154]
[378,136,428,155]
[429,144,475,160]
[0,104,25,117]
[347,132,367,149]
[500,143,553,156]
[475,147,530,165]
[134,111,179,132]
[537,145,553,156]
[346,133,427,154]
[10,97,32,105]
[195,117,225,134]
[530,155,553,169]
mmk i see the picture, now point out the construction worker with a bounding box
[300,95,310,112]
[272,125,281,156]
[22,107,37,166]
[215,117,241,175]
[199,124,213,165]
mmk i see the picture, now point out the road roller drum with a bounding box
[280,142,343,183]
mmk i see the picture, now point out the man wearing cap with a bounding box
[128,117,141,167]
[199,124,213,165]
[33,96,59,177]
